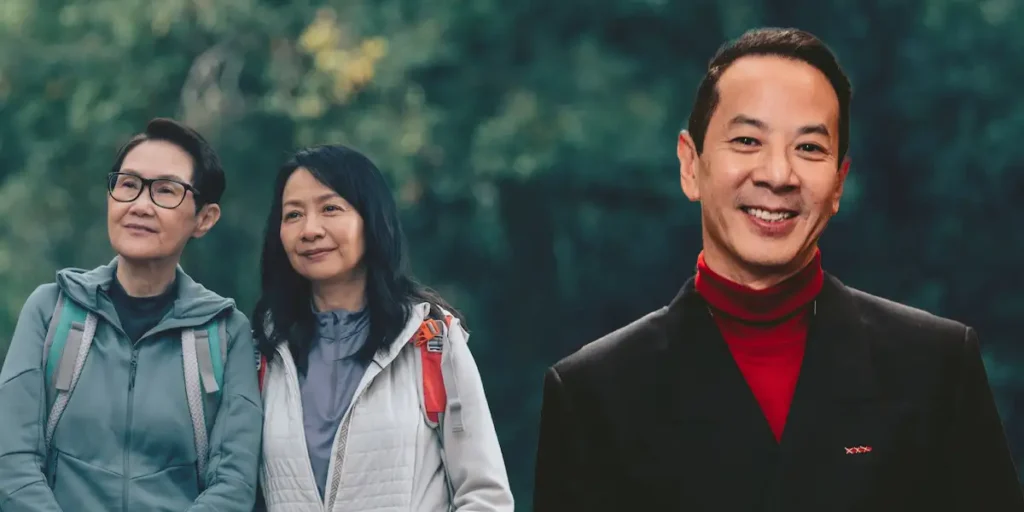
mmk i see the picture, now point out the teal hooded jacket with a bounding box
[0,260,262,511]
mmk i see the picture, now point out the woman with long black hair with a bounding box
[252,144,513,511]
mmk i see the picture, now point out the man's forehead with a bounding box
[718,55,832,90]
[713,55,840,128]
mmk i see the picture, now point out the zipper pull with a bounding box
[128,354,138,390]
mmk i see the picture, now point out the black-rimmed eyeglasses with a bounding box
[107,172,200,209]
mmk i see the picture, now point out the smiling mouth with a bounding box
[125,224,157,233]
[300,248,334,257]
[741,207,798,222]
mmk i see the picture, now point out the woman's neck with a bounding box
[312,271,367,312]
[115,256,178,297]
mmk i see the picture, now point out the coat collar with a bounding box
[648,272,879,509]
[659,272,876,414]
[276,301,434,372]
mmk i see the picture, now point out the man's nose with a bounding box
[753,145,799,191]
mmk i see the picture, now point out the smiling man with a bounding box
[532,28,1023,511]
[0,118,262,511]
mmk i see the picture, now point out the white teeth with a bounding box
[745,208,794,222]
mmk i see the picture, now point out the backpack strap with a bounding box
[438,316,464,434]
[41,292,98,480]
[41,292,69,407]
[251,320,272,394]
[256,350,267,393]
[410,311,462,505]
[193,322,225,395]
[412,316,448,426]
[181,318,226,489]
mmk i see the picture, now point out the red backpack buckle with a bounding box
[413,318,443,346]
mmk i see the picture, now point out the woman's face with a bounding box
[279,168,366,285]
[107,140,220,264]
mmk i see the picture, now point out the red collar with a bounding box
[694,250,824,323]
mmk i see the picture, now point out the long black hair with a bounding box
[252,144,461,374]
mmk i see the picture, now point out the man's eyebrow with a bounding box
[728,115,767,130]
[728,116,831,138]
[798,124,830,137]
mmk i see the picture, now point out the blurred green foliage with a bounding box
[2,0,1024,507]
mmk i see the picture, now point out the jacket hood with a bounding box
[55,257,235,327]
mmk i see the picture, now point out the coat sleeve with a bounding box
[0,284,64,511]
[438,319,515,511]
[942,326,1024,510]
[532,365,603,512]
[187,309,263,512]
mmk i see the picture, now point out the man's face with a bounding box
[107,140,220,263]
[679,55,849,284]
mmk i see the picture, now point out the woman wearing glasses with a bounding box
[252,144,513,511]
[0,118,262,512]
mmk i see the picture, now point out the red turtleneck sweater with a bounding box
[694,250,824,442]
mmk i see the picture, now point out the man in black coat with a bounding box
[533,27,1023,511]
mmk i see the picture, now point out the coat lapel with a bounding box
[651,278,781,507]
[769,274,881,510]
[648,274,886,509]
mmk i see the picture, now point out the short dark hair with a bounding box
[110,118,226,207]
[687,28,853,165]
[252,144,463,372]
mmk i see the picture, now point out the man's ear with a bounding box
[192,203,221,239]
[678,131,701,202]
[831,156,851,215]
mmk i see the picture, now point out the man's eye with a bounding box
[730,137,759,146]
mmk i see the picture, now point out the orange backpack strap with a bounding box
[411,311,459,502]
[255,346,268,392]
[411,315,451,426]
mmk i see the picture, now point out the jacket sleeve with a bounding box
[440,319,515,511]
[0,284,63,511]
[187,310,263,512]
[942,326,1024,510]
[533,365,603,512]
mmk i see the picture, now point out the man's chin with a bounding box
[732,240,811,272]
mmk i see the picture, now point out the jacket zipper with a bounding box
[279,355,329,511]
[123,348,139,511]
[279,349,375,511]
[323,363,384,511]
[324,396,360,511]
